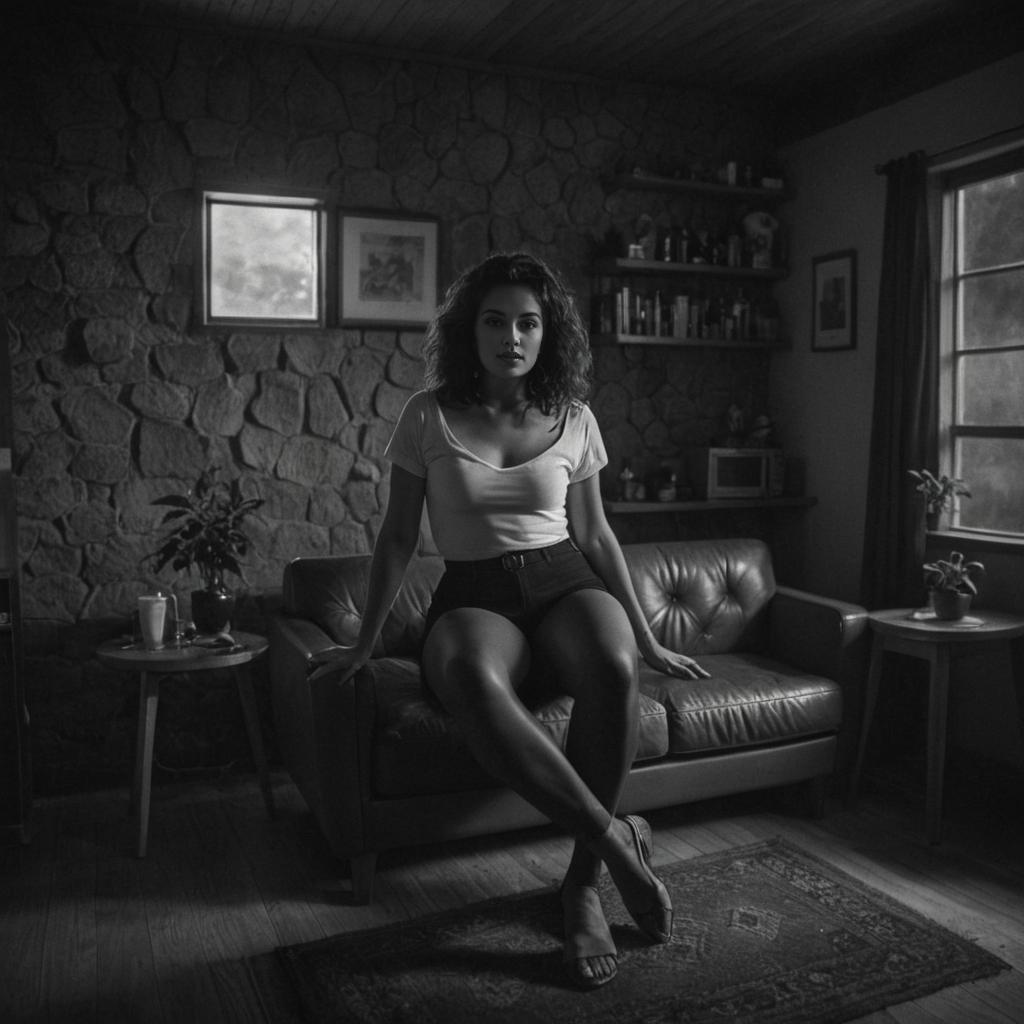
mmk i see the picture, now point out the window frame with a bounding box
[197,187,331,331]
[933,142,1024,543]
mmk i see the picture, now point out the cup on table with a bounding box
[137,594,167,651]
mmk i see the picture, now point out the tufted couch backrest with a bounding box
[625,538,774,655]
[282,537,775,658]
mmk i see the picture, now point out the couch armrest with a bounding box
[769,587,870,778]
[268,614,340,665]
[267,613,372,860]
[769,586,869,681]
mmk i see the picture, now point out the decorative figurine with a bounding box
[725,404,745,446]
[742,211,779,269]
[634,214,656,261]
[746,414,775,448]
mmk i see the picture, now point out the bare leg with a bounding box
[423,597,663,985]
[533,588,639,885]
[422,608,612,836]
[533,589,640,983]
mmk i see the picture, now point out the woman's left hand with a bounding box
[640,640,711,679]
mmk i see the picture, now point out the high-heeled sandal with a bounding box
[619,815,674,944]
[559,883,619,989]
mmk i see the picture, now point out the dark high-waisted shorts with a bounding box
[422,537,608,643]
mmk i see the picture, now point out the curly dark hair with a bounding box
[423,252,593,415]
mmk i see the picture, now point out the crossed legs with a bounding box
[531,590,639,881]
[422,588,666,985]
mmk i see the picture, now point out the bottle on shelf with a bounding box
[722,300,736,341]
[732,289,751,338]
[678,225,690,263]
[705,293,721,339]
[690,284,705,338]
[661,467,679,502]
[618,459,638,501]
[672,292,690,339]
[659,227,673,262]
[727,234,742,268]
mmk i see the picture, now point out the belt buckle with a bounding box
[501,552,526,571]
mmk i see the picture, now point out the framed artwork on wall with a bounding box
[340,212,439,326]
[811,249,857,351]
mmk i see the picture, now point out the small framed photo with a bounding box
[340,212,439,326]
[811,249,857,351]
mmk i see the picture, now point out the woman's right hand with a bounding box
[308,643,372,683]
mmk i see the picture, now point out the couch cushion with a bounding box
[639,653,842,755]
[368,660,669,798]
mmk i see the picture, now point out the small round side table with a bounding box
[97,631,275,857]
[847,607,1024,844]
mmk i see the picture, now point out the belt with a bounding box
[445,538,576,573]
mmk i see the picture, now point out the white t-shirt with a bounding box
[384,390,608,561]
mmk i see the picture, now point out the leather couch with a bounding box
[268,537,868,903]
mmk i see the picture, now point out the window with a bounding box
[200,190,327,328]
[937,145,1024,537]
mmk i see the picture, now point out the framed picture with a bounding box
[811,249,857,351]
[340,212,439,326]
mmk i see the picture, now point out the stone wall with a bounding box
[1,14,777,793]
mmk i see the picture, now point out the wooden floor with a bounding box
[2,763,1023,1024]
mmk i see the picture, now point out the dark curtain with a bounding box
[860,151,937,609]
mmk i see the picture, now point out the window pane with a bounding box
[209,202,319,320]
[958,350,1024,425]
[954,437,1024,535]
[960,171,1024,272]
[960,267,1024,349]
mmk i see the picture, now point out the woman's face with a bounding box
[473,284,544,382]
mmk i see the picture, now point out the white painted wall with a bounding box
[771,53,1024,769]
[771,52,1024,603]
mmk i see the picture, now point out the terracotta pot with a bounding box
[931,589,971,621]
[191,586,235,635]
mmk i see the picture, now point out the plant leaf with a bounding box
[151,494,194,509]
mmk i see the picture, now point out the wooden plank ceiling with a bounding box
[67,0,1024,137]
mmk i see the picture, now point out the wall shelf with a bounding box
[595,162,803,548]
[608,173,788,202]
[593,170,789,344]
[604,496,817,515]
[592,333,787,351]
[593,257,786,281]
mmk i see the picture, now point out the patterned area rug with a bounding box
[247,839,1008,1023]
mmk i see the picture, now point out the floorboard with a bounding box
[1,765,1022,1024]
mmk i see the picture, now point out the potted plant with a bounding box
[908,469,971,530]
[149,469,264,635]
[922,550,984,621]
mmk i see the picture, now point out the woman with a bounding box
[317,252,708,988]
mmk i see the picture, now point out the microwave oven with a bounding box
[688,447,785,499]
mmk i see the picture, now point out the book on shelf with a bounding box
[591,278,770,342]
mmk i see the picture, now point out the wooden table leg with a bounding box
[133,671,161,858]
[235,665,275,818]
[847,632,885,807]
[925,643,951,846]
[1010,637,1024,771]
